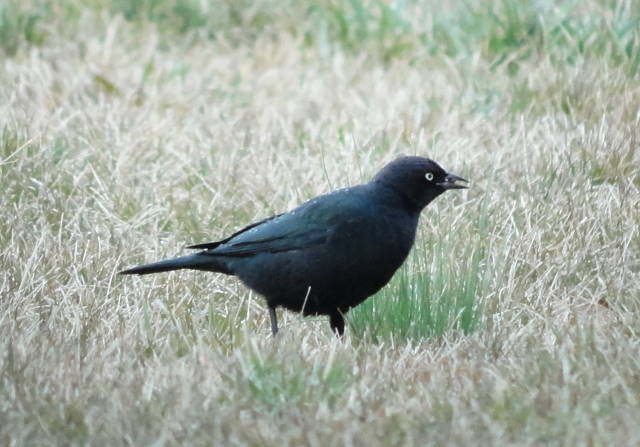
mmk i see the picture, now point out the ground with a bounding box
[1,0,639,445]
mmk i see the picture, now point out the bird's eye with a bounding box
[425,172,434,181]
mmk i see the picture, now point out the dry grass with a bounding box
[1,0,639,445]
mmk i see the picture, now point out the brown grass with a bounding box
[1,1,639,445]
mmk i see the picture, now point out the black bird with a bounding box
[120,156,467,336]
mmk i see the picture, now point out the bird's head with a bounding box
[371,156,468,213]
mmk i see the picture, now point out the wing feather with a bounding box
[203,228,327,257]
[185,185,369,258]
[186,214,283,250]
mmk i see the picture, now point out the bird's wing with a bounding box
[186,209,330,257]
[186,214,283,250]
[189,186,372,257]
[204,224,328,257]
[203,208,330,257]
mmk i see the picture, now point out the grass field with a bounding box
[1,0,639,445]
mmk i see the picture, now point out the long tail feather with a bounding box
[119,254,226,275]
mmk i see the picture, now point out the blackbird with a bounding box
[120,156,468,335]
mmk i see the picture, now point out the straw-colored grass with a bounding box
[1,0,639,445]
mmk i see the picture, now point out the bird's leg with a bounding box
[329,311,345,337]
[269,306,278,336]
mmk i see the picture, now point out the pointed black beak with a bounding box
[437,173,468,190]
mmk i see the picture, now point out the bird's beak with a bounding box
[437,172,468,190]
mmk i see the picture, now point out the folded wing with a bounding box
[186,186,369,258]
[188,212,329,258]
[186,214,283,250]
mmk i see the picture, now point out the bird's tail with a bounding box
[119,254,227,275]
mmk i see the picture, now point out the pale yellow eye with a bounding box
[425,172,434,181]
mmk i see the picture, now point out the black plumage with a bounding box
[120,156,468,335]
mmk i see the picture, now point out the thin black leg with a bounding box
[269,306,278,336]
[329,311,344,337]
